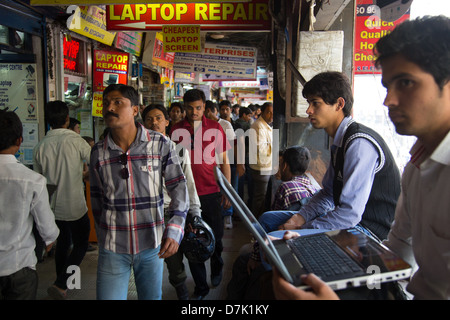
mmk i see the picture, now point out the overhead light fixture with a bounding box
[210,34,225,39]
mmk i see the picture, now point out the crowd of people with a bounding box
[0,15,449,301]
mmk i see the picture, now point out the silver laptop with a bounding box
[214,167,412,291]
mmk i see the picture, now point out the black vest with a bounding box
[332,121,401,240]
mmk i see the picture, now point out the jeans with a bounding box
[54,213,90,290]
[258,210,298,233]
[97,246,163,300]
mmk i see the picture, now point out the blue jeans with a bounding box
[97,246,163,300]
[258,210,298,233]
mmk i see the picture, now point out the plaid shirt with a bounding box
[89,125,188,254]
[272,174,318,210]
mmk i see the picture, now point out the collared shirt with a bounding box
[33,128,91,221]
[0,155,59,276]
[272,174,319,210]
[249,116,273,172]
[170,115,230,196]
[299,116,380,230]
[384,130,450,299]
[89,125,188,254]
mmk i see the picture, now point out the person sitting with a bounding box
[259,145,319,232]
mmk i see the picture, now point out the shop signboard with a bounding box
[92,50,129,117]
[67,5,116,46]
[173,43,257,79]
[354,0,409,74]
[105,1,271,31]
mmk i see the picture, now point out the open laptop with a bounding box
[214,167,412,290]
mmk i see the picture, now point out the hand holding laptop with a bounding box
[272,268,339,300]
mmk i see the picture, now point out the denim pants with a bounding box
[258,210,298,232]
[96,246,163,300]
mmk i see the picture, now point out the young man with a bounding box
[33,100,91,299]
[281,72,401,241]
[234,107,253,206]
[170,89,231,299]
[249,102,274,217]
[273,16,450,300]
[0,110,59,300]
[90,84,188,300]
[205,100,236,229]
[142,104,201,300]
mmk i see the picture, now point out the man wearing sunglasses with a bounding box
[89,84,189,300]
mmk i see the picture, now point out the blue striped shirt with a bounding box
[89,124,188,254]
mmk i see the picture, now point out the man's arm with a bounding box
[31,175,59,247]
[302,139,379,230]
[283,139,379,231]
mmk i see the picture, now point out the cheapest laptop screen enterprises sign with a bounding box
[105,1,271,31]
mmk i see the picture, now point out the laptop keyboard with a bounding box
[288,234,364,278]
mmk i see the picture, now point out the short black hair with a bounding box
[142,104,169,121]
[0,110,22,151]
[45,100,69,128]
[69,117,80,130]
[103,84,139,106]
[261,102,273,113]
[375,15,450,90]
[169,101,184,113]
[183,89,206,104]
[239,107,252,117]
[302,71,353,117]
[205,100,218,113]
[219,100,231,108]
[282,145,311,176]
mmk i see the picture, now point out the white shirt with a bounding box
[249,117,273,172]
[33,128,91,221]
[0,155,59,276]
[384,130,450,299]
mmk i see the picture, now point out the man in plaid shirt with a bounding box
[90,84,188,300]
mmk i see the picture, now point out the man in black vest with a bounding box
[281,71,400,241]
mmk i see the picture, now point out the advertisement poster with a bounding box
[92,50,129,117]
[114,31,143,57]
[152,32,175,68]
[354,0,409,74]
[0,63,38,122]
[173,43,257,79]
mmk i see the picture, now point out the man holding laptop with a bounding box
[273,15,450,300]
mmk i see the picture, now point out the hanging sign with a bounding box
[67,6,116,46]
[173,43,257,79]
[162,25,201,53]
[105,1,271,31]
